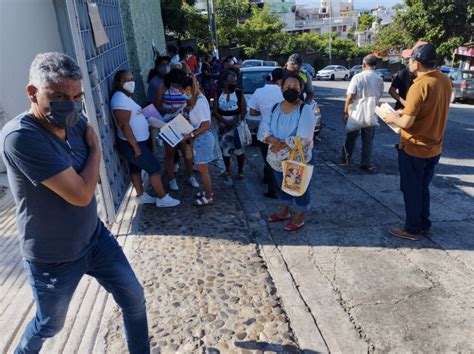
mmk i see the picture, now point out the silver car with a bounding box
[449,69,474,103]
[239,66,322,138]
[242,59,279,67]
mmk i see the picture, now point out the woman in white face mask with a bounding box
[110,70,180,208]
[146,55,171,104]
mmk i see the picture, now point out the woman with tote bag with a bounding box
[259,72,317,231]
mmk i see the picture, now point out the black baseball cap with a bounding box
[405,43,436,66]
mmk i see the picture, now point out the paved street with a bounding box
[1,79,473,353]
[239,79,474,352]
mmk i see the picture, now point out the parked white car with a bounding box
[316,65,350,81]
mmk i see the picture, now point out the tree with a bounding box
[375,14,413,53]
[234,5,286,58]
[215,0,250,45]
[160,0,208,43]
[375,0,474,61]
[358,13,375,31]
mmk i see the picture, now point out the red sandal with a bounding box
[284,220,305,231]
[268,214,290,223]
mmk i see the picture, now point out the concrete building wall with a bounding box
[119,0,166,105]
[0,0,64,172]
[0,0,63,128]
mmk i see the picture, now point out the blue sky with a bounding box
[296,0,403,10]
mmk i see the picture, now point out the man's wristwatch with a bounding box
[190,132,195,138]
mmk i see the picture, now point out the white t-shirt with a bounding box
[249,84,283,139]
[189,94,211,129]
[111,91,150,142]
[249,84,284,121]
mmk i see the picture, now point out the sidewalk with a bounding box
[1,137,473,352]
[0,165,300,353]
[0,181,139,354]
[102,165,299,353]
[241,140,474,352]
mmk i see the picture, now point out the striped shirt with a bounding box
[162,87,187,122]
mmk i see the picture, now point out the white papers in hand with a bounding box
[375,103,401,134]
[141,104,165,128]
[158,114,194,147]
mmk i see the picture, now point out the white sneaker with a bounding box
[136,192,156,205]
[174,163,180,173]
[169,179,179,191]
[156,194,180,207]
[189,176,200,188]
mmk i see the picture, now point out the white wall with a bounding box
[0,0,63,171]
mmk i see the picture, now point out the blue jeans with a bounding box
[398,147,440,234]
[15,222,149,354]
[117,138,160,176]
[273,168,312,212]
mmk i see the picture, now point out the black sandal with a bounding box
[194,195,214,206]
[195,191,214,198]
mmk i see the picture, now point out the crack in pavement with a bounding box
[305,245,376,353]
[348,285,438,310]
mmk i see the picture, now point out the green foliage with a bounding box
[375,15,412,52]
[215,0,250,45]
[161,0,208,43]
[358,14,375,31]
[375,0,474,61]
[233,5,287,57]
[160,0,375,62]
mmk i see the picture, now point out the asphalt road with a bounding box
[313,79,474,197]
[239,78,474,352]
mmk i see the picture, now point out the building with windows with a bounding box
[250,0,357,38]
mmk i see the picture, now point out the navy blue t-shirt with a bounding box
[1,112,100,263]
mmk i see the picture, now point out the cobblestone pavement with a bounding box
[103,162,299,353]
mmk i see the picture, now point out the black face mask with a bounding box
[283,88,300,103]
[47,101,82,129]
[227,84,237,92]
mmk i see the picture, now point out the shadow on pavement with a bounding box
[233,340,320,353]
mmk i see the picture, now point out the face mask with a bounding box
[47,100,82,129]
[187,54,192,60]
[159,65,170,76]
[283,88,300,103]
[227,84,237,92]
[182,94,191,101]
[123,81,135,94]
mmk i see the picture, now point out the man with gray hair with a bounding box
[1,52,149,353]
[342,54,384,173]
[285,53,315,104]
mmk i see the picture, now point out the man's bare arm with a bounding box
[343,93,355,122]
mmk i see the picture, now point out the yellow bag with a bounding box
[281,137,314,196]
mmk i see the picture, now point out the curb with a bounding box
[233,177,329,352]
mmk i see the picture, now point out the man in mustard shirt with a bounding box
[383,43,452,241]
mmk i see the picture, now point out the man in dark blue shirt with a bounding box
[1,52,149,353]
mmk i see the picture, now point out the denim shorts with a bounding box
[117,138,161,176]
[193,130,215,164]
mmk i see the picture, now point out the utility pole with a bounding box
[328,0,332,64]
[206,0,219,58]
